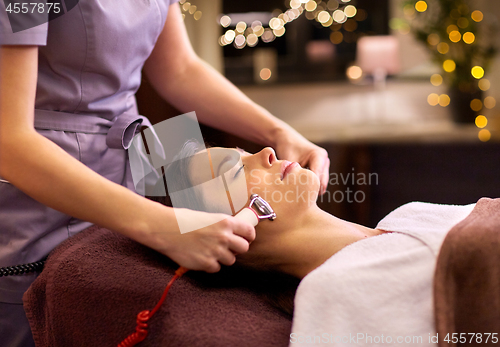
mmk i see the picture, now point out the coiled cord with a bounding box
[117,266,189,347]
[0,260,46,277]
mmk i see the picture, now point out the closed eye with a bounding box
[233,165,245,178]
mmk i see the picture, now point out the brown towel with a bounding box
[23,225,292,347]
[434,197,500,346]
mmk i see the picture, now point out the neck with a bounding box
[259,206,381,279]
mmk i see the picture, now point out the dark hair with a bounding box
[147,140,299,316]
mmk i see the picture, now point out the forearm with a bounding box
[0,130,178,250]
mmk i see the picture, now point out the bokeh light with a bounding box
[470,98,483,111]
[457,17,469,29]
[443,60,456,72]
[471,66,485,79]
[344,5,357,17]
[475,115,488,128]
[438,94,450,107]
[346,65,363,80]
[430,74,443,86]
[437,42,449,54]
[462,32,475,44]
[428,93,439,106]
[478,79,491,91]
[220,15,231,27]
[305,0,317,12]
[447,24,458,34]
[427,33,440,45]
[471,10,483,22]
[415,1,427,12]
[478,129,491,142]
[330,31,343,44]
[484,96,496,109]
[449,30,461,43]
[260,68,272,80]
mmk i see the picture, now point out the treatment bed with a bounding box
[23,198,500,346]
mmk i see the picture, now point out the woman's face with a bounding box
[188,147,320,220]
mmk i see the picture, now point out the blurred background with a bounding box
[137,0,500,227]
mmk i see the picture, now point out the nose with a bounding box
[257,147,277,168]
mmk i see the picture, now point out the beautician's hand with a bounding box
[164,209,256,273]
[274,128,330,195]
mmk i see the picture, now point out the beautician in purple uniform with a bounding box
[0,1,330,345]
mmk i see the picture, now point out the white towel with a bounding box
[290,202,475,347]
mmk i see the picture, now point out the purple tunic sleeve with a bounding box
[0,1,48,46]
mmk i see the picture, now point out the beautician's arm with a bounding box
[0,46,254,273]
[143,3,330,194]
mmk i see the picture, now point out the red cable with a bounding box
[118,266,189,347]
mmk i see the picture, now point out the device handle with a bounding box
[233,207,259,227]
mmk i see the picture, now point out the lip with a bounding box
[281,161,300,180]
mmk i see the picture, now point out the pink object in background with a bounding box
[356,36,400,85]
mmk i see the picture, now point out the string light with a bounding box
[218,0,362,48]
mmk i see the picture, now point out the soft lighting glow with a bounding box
[430,74,443,86]
[428,93,439,106]
[470,98,483,111]
[193,11,202,20]
[443,60,456,72]
[346,65,363,80]
[478,129,491,142]
[484,96,496,109]
[415,1,427,12]
[188,5,196,14]
[462,32,475,44]
[260,68,272,80]
[449,30,461,43]
[182,2,190,11]
[344,5,357,17]
[427,33,439,46]
[478,79,491,91]
[220,15,231,27]
[471,66,484,79]
[471,10,484,22]
[437,42,449,54]
[439,94,450,107]
[475,115,488,128]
